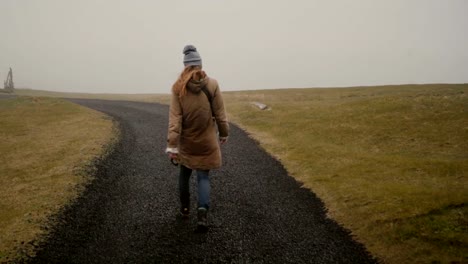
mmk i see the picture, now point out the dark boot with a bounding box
[196,207,208,232]
[180,192,190,219]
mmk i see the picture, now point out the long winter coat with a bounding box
[167,77,229,170]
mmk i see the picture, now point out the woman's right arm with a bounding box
[211,81,229,141]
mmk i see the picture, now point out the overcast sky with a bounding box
[1,0,467,94]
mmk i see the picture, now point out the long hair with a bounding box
[172,66,206,97]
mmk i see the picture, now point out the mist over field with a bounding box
[1,2,467,262]
[1,0,468,93]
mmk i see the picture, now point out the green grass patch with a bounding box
[0,97,115,262]
[379,204,468,263]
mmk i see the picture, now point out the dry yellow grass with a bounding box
[0,97,116,262]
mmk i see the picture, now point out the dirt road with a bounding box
[30,99,376,263]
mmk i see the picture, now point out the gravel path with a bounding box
[0,93,16,100]
[29,99,377,263]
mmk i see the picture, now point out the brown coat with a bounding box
[167,77,229,170]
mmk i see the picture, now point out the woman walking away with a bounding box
[166,45,229,232]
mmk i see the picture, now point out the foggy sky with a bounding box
[1,0,467,94]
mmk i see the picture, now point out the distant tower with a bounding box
[3,68,14,92]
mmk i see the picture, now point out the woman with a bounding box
[166,45,229,231]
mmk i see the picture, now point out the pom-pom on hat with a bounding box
[183,45,202,67]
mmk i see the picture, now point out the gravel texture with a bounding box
[28,99,377,263]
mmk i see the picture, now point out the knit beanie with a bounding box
[183,45,202,67]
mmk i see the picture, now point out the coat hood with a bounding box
[187,77,209,93]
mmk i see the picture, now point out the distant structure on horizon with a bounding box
[2,68,15,93]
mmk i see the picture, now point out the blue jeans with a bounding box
[179,165,210,210]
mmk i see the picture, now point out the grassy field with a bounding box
[223,84,468,263]
[0,97,115,262]
[14,89,170,105]
[14,84,468,263]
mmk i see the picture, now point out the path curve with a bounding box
[30,99,377,263]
